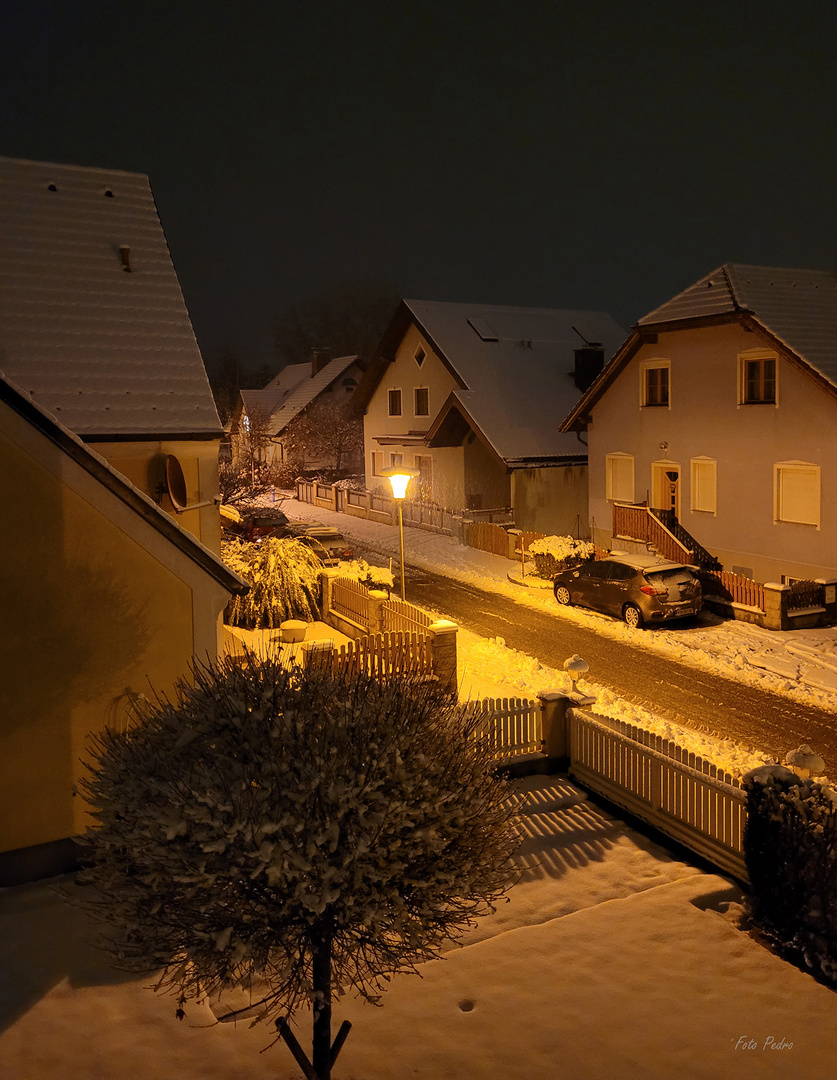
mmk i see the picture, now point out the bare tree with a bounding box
[74,656,520,1080]
[283,397,364,475]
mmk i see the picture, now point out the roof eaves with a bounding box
[1,374,247,596]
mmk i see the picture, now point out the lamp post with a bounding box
[381,467,420,600]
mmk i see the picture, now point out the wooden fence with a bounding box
[788,579,826,611]
[697,569,765,611]
[467,521,514,557]
[330,576,370,626]
[466,697,544,760]
[382,595,433,634]
[567,707,747,881]
[329,630,433,679]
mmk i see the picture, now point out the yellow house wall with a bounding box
[364,324,462,505]
[1,407,229,856]
[89,438,221,555]
[588,322,837,581]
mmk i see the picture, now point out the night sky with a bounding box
[1,0,835,372]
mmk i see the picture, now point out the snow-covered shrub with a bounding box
[744,765,837,984]
[75,655,520,1078]
[340,558,395,592]
[222,536,321,627]
[528,536,595,579]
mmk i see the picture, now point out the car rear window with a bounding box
[646,567,696,588]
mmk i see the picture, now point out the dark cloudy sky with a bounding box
[1,0,835,370]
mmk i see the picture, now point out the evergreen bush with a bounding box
[743,765,837,983]
[528,536,595,579]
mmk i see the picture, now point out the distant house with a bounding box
[353,300,626,534]
[231,350,367,472]
[0,373,246,886]
[561,263,837,584]
[0,156,223,554]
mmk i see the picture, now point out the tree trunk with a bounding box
[311,922,333,1080]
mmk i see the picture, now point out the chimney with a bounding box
[311,347,332,376]
[573,345,604,393]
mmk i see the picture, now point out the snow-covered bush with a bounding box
[222,536,322,627]
[528,535,595,579]
[75,656,520,1078]
[744,765,837,984]
[340,558,395,592]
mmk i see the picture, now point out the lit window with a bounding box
[605,453,635,502]
[388,389,402,416]
[742,356,776,403]
[775,463,820,527]
[690,458,717,514]
[414,387,429,416]
[641,361,670,407]
[414,346,426,367]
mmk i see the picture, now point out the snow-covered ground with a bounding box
[3,772,836,1080]
[4,497,837,1078]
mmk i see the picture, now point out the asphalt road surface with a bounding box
[404,565,837,772]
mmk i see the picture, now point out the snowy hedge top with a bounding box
[528,536,594,561]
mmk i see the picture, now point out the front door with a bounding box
[652,462,680,519]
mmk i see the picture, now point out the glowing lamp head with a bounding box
[381,466,420,501]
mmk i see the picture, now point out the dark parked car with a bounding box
[243,509,290,542]
[275,521,354,564]
[553,553,702,628]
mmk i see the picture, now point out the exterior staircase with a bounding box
[612,503,721,569]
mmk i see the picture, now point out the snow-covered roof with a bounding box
[639,263,837,388]
[0,156,221,439]
[241,355,361,435]
[392,300,627,463]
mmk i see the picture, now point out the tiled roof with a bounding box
[0,156,221,438]
[639,263,837,387]
[405,299,627,462]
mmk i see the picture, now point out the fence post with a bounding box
[427,618,458,696]
[537,691,571,764]
[816,578,837,624]
[507,528,522,561]
[366,589,387,635]
[763,582,789,631]
[320,567,340,625]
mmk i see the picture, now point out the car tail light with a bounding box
[640,584,667,596]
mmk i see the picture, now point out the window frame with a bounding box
[413,386,430,417]
[414,345,426,367]
[389,452,404,469]
[371,451,384,477]
[774,462,820,528]
[738,350,778,405]
[387,388,402,417]
[639,359,671,408]
[690,457,717,515]
[605,452,635,503]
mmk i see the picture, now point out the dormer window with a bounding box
[740,352,776,404]
[414,346,426,367]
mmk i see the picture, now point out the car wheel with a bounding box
[623,603,644,629]
[554,584,572,606]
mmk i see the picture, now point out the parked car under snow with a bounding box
[552,553,703,629]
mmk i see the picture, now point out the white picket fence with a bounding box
[567,707,747,881]
[465,697,544,761]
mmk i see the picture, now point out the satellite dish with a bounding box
[165,455,188,509]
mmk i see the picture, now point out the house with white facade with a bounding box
[561,263,837,585]
[355,300,625,535]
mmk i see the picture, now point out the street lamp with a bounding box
[381,466,420,600]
